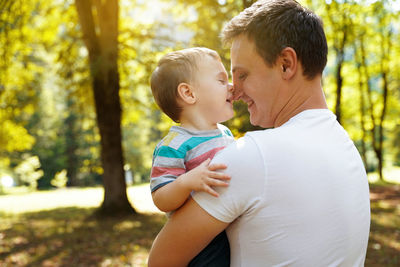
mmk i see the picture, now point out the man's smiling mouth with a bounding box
[246,100,254,108]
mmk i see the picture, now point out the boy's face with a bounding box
[192,55,234,124]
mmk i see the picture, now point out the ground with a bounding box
[0,183,399,266]
[366,184,400,266]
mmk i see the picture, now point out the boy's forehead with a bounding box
[192,56,227,81]
[197,53,220,63]
[198,54,224,69]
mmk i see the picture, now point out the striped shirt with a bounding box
[150,124,235,193]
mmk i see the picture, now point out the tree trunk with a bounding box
[360,34,383,181]
[325,1,348,124]
[354,49,368,171]
[334,56,343,123]
[376,26,391,181]
[75,0,135,215]
[333,24,348,124]
[65,97,79,186]
[377,71,388,180]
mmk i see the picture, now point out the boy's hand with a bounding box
[177,158,230,197]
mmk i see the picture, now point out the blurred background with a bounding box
[0,0,399,266]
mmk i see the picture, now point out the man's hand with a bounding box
[177,158,230,197]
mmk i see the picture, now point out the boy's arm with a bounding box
[152,159,231,212]
[151,176,192,212]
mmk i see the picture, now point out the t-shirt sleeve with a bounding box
[192,135,265,223]
[150,144,186,192]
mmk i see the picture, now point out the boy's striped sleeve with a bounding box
[150,142,186,193]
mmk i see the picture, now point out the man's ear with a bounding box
[279,47,297,80]
[177,83,196,104]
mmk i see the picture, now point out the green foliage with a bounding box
[0,113,35,152]
[0,0,400,186]
[51,169,68,188]
[13,155,43,189]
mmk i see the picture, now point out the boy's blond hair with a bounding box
[151,47,221,122]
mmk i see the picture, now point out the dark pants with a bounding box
[188,230,230,267]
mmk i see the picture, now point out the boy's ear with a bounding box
[279,47,297,80]
[177,83,196,104]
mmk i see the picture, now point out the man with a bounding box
[148,1,370,266]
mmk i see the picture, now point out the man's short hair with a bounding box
[151,47,220,122]
[222,0,327,79]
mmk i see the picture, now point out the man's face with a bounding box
[231,35,284,128]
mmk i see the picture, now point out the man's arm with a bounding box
[148,197,229,267]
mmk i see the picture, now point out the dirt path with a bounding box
[370,184,400,205]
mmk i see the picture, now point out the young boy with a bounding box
[149,47,234,266]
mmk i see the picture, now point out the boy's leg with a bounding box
[188,230,230,267]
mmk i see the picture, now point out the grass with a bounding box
[0,184,160,214]
[0,184,165,267]
[368,166,400,185]
[366,183,400,266]
[0,182,399,266]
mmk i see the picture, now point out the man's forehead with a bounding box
[231,35,250,54]
[230,35,255,73]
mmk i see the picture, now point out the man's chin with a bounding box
[250,116,272,129]
[249,116,260,127]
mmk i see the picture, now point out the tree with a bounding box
[369,1,393,181]
[324,0,352,124]
[0,0,41,175]
[1,0,400,192]
[75,0,134,215]
[64,96,79,186]
[354,41,369,170]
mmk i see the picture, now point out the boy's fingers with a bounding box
[208,163,227,171]
[201,158,211,166]
[208,171,231,180]
[205,177,229,187]
[204,185,219,197]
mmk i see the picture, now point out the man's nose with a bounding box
[230,83,242,101]
[228,83,234,92]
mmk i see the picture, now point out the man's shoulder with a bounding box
[213,131,263,162]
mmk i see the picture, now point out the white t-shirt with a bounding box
[192,109,370,267]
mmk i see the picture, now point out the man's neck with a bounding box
[274,77,328,127]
